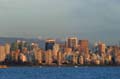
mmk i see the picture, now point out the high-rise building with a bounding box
[53,44,60,60]
[45,39,55,51]
[64,47,72,55]
[57,51,62,66]
[15,49,20,62]
[79,40,89,48]
[10,49,20,62]
[22,47,28,54]
[17,40,23,52]
[5,43,11,55]
[45,50,53,65]
[78,40,89,53]
[98,42,106,56]
[79,56,84,65]
[66,37,78,49]
[0,45,6,62]
[72,53,78,64]
[79,40,90,64]
[34,49,43,64]
[19,53,27,63]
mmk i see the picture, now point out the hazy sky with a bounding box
[0,0,120,44]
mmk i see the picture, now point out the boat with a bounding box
[39,66,42,68]
[74,66,78,68]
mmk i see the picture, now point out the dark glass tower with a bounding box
[45,39,55,51]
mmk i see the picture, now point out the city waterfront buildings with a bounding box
[0,37,120,66]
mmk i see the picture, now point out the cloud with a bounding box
[0,0,120,43]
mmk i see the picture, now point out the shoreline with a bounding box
[3,64,120,68]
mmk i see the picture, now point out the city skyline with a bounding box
[0,0,120,79]
[0,0,120,44]
[0,36,120,66]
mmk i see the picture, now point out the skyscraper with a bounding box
[98,42,106,55]
[0,45,6,62]
[66,37,78,49]
[53,44,60,60]
[5,43,11,55]
[45,39,55,51]
[34,49,43,64]
[78,40,89,53]
[45,50,52,65]
[57,51,62,66]
[78,40,90,64]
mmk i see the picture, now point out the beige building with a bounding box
[72,53,78,64]
[98,42,106,56]
[45,50,53,65]
[64,47,72,55]
[5,43,11,55]
[79,56,84,65]
[35,49,43,64]
[57,51,62,65]
[19,53,27,62]
[0,45,6,62]
[67,37,78,48]
[53,44,60,60]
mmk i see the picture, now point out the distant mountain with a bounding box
[0,37,94,50]
[0,37,45,49]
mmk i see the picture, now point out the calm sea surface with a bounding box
[0,67,120,79]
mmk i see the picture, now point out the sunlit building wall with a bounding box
[67,37,78,49]
[5,43,11,55]
[0,45,6,62]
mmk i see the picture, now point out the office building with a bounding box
[78,40,89,53]
[53,44,60,60]
[5,43,11,55]
[66,37,78,49]
[34,49,43,64]
[45,39,55,51]
[57,51,62,65]
[45,50,53,65]
[0,45,6,62]
[79,56,84,65]
[98,42,106,56]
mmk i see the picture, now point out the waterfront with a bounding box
[0,67,120,79]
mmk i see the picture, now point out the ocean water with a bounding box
[0,67,120,79]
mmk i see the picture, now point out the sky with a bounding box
[0,0,120,44]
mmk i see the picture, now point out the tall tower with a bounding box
[45,39,55,51]
[5,43,11,55]
[79,40,89,53]
[45,50,52,65]
[0,45,6,62]
[34,49,43,64]
[98,42,106,56]
[67,37,78,49]
[57,51,62,66]
[53,44,60,60]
